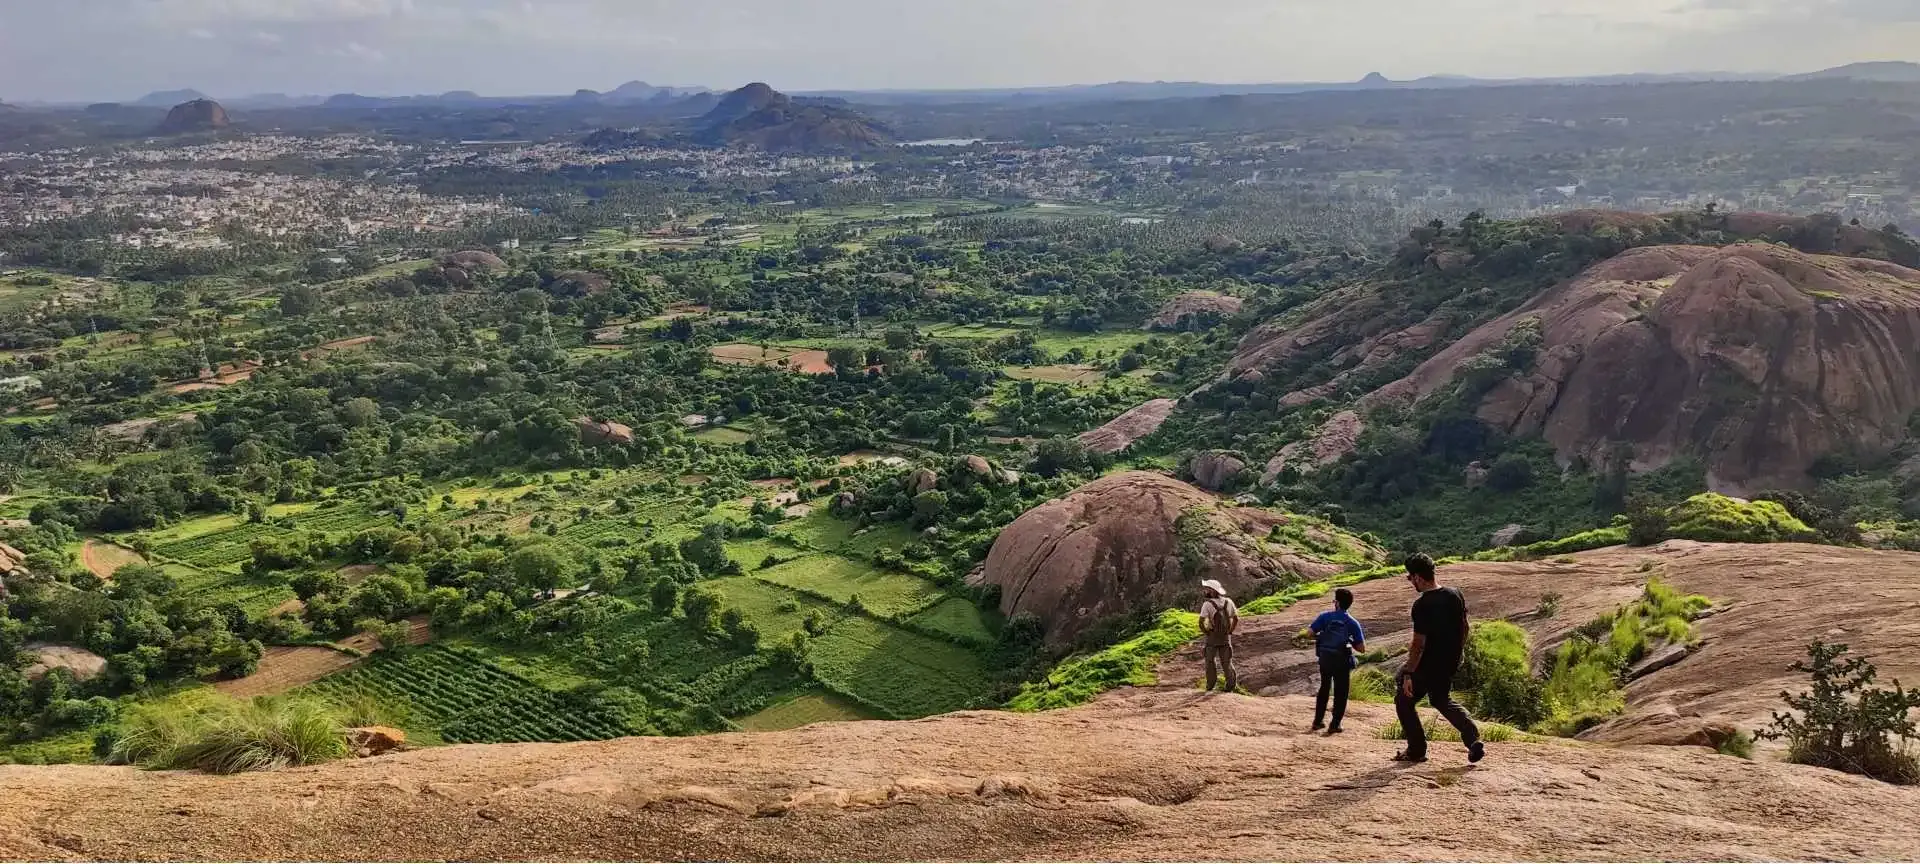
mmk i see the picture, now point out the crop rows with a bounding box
[809,617,993,719]
[308,645,635,743]
[155,523,290,568]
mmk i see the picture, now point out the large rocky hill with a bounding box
[1191,210,1920,547]
[696,83,892,153]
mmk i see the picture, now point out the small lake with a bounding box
[901,138,985,147]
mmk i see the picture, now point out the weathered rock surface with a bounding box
[156,98,229,134]
[1262,410,1364,483]
[981,471,1352,646]
[1489,523,1532,548]
[347,726,408,757]
[22,644,108,682]
[437,250,507,273]
[907,468,938,495]
[6,688,1920,861]
[576,417,634,446]
[1143,291,1243,331]
[959,454,993,478]
[1187,451,1247,491]
[1367,244,1920,493]
[1077,399,1176,455]
[1154,541,1920,758]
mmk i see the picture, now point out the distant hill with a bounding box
[697,83,891,152]
[156,99,230,134]
[133,89,208,108]
[1785,61,1920,82]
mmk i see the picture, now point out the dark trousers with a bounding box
[1394,670,1480,758]
[1314,653,1351,728]
[1203,641,1236,692]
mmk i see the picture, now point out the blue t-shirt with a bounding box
[1310,610,1365,658]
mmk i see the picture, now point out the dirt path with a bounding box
[1153,541,1920,748]
[78,539,143,580]
[3,690,1918,861]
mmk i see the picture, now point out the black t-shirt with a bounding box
[1410,586,1467,677]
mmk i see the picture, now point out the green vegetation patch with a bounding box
[902,597,999,647]
[1665,493,1819,544]
[305,645,637,743]
[705,577,844,643]
[736,688,878,732]
[752,554,945,618]
[1007,610,1200,712]
[811,617,995,718]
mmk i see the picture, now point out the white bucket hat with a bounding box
[1200,579,1226,595]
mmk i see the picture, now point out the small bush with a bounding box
[1758,640,1920,784]
[1351,667,1397,703]
[1717,730,1754,759]
[1536,592,1562,618]
[1459,621,1548,728]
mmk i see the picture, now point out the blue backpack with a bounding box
[1315,612,1358,659]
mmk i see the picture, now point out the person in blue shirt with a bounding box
[1309,588,1366,734]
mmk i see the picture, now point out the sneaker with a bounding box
[1468,741,1486,764]
[1392,750,1428,763]
[1325,726,1343,736]
[1309,722,1325,732]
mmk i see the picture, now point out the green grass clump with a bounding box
[1665,493,1820,544]
[1006,610,1200,712]
[1380,716,1528,743]
[1460,621,1548,728]
[1537,579,1710,735]
[107,691,352,774]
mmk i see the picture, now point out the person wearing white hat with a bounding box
[1198,578,1239,692]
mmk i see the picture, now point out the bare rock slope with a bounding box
[1154,541,1920,751]
[1375,244,1920,492]
[5,689,1920,861]
[981,471,1373,646]
[1232,234,1920,494]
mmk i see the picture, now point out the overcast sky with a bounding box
[1,0,1915,102]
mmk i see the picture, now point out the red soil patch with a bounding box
[80,539,144,580]
[709,343,834,374]
[215,615,432,699]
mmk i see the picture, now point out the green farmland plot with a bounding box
[810,617,995,718]
[737,688,878,732]
[154,522,293,569]
[903,597,999,647]
[705,577,845,643]
[306,645,637,743]
[752,555,946,618]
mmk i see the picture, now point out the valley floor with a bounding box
[3,689,1918,861]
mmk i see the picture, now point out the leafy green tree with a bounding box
[509,544,573,599]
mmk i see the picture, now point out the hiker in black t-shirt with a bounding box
[1393,553,1484,764]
